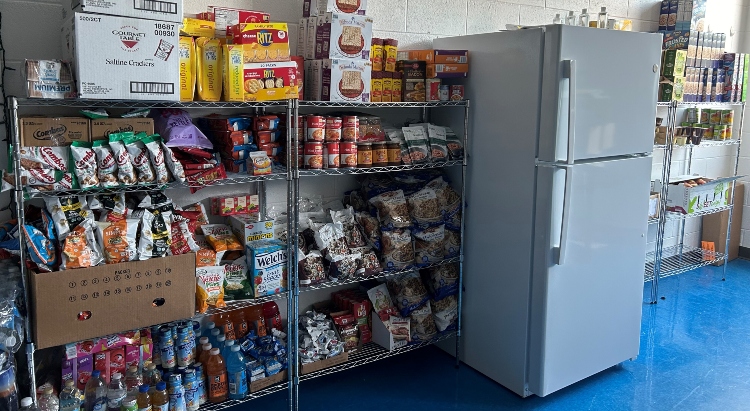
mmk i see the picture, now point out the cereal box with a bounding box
[315,13,373,60]
[232,23,291,63]
[246,240,287,297]
[207,6,270,38]
[243,61,299,102]
[321,59,372,102]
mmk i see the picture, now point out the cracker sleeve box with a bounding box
[243,62,299,102]
[246,240,287,298]
[63,0,183,23]
[31,253,195,349]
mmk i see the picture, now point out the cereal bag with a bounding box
[196,265,227,313]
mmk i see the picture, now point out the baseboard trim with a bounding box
[739,246,750,260]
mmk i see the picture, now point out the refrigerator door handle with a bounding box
[555,165,574,265]
[563,60,576,165]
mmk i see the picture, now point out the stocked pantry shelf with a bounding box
[645,245,726,282]
[299,161,462,177]
[12,98,288,109]
[299,331,457,382]
[654,139,740,150]
[300,257,461,293]
[656,101,744,107]
[298,101,469,108]
[647,205,733,225]
[202,292,289,317]
[198,382,289,411]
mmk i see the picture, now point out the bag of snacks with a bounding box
[224,257,249,300]
[380,229,414,270]
[355,212,381,250]
[367,284,397,321]
[444,228,460,258]
[44,196,92,240]
[427,124,448,163]
[108,133,137,186]
[312,222,349,261]
[169,220,200,256]
[137,209,171,260]
[202,224,243,252]
[98,218,139,264]
[426,177,461,218]
[408,187,442,227]
[331,207,367,248]
[445,127,464,160]
[248,151,272,176]
[298,249,326,286]
[22,225,56,267]
[142,134,170,185]
[62,219,104,269]
[431,295,458,332]
[329,252,361,281]
[92,140,119,188]
[196,265,227,313]
[355,247,382,277]
[180,203,210,234]
[17,146,69,171]
[389,271,430,317]
[160,141,186,183]
[369,190,411,230]
[194,235,225,267]
[424,263,459,301]
[123,132,156,184]
[150,109,213,149]
[409,301,437,341]
[70,142,100,189]
[402,126,430,164]
[414,225,445,266]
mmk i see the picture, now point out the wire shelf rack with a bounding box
[299,101,469,108]
[200,292,289,317]
[644,244,726,282]
[647,205,733,225]
[298,331,457,382]
[299,160,463,177]
[656,101,745,107]
[198,382,289,411]
[654,139,740,150]
[14,98,288,109]
[300,257,461,293]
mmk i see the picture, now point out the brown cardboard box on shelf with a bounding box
[21,117,90,146]
[250,370,287,392]
[90,119,154,140]
[702,183,744,266]
[31,253,196,349]
[300,351,349,375]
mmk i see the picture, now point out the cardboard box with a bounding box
[90,119,154,140]
[300,351,349,374]
[321,59,372,102]
[315,13,373,60]
[62,13,179,101]
[405,50,469,64]
[662,50,687,77]
[654,175,742,215]
[250,370,287,392]
[691,0,708,31]
[659,0,669,31]
[304,0,368,16]
[180,18,215,38]
[179,36,196,102]
[223,44,244,102]
[31,253,195,349]
[21,117,89,146]
[246,240,287,297]
[63,0,182,23]
[231,23,291,63]
[426,63,468,79]
[703,183,744,266]
[305,17,319,61]
[372,314,408,351]
[305,59,324,101]
[242,62,299,102]
[207,6,270,38]
[213,196,260,217]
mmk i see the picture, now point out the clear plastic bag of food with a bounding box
[380,229,414,270]
[312,222,349,261]
[331,206,367,248]
[414,225,445,267]
[388,271,429,317]
[369,190,412,230]
[355,212,381,250]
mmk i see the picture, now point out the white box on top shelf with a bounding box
[304,0,368,16]
[315,13,373,60]
[63,0,183,23]
[62,13,180,101]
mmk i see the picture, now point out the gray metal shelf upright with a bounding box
[8,97,469,411]
[648,100,746,303]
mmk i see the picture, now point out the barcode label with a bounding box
[133,0,177,14]
[130,82,175,95]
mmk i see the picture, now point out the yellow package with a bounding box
[233,23,291,63]
[223,44,244,102]
[181,18,215,38]
[195,265,227,313]
[179,37,196,101]
[195,37,222,101]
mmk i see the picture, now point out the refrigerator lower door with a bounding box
[529,156,651,397]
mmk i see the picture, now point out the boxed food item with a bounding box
[426,64,468,79]
[662,49,687,77]
[180,18,215,38]
[90,119,154,140]
[304,0,368,16]
[405,50,468,64]
[398,60,427,102]
[25,60,76,99]
[63,0,183,23]
[211,195,259,216]
[298,18,308,57]
[305,17,319,61]
[229,214,274,246]
[315,13,373,60]
[232,23,291,63]
[223,44,244,102]
[179,36,196,101]
[246,240,287,297]
[242,61,299,102]
[322,59,372,102]
[31,253,195,349]
[21,117,90,146]
[62,13,179,101]
[653,175,742,215]
[305,59,324,101]
[663,30,690,50]
[207,6,271,38]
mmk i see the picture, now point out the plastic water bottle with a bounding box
[84,370,106,411]
[19,398,35,411]
[214,335,226,353]
[105,373,126,411]
[38,387,59,411]
[60,380,81,411]
[124,367,143,397]
[0,352,19,411]
[226,346,247,401]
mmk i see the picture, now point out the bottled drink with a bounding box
[135,386,150,411]
[216,315,235,341]
[175,326,193,368]
[120,398,137,411]
[188,364,206,406]
[60,380,81,411]
[246,306,266,337]
[205,349,227,404]
[198,345,212,370]
[147,366,162,394]
[181,370,198,411]
[19,398,35,411]
[200,323,216,342]
[262,302,283,334]
[124,367,143,396]
[226,346,247,401]
[597,6,608,28]
[190,322,200,360]
[150,327,162,368]
[565,10,576,25]
[159,328,176,371]
[208,329,221,349]
[195,338,209,361]
[578,8,589,27]
[38,387,59,411]
[141,366,152,390]
[150,382,167,411]
[166,374,185,411]
[553,13,562,24]
[214,336,226,352]
[106,373,126,411]
[220,340,234,362]
[0,353,19,411]
[84,370,106,411]
[232,311,249,340]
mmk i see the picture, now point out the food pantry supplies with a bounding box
[20,117,90,146]
[321,59,372,102]
[304,0,368,16]
[246,240,287,297]
[61,14,179,101]
[62,0,183,23]
[24,60,76,99]
[231,23,291,63]
[315,13,374,60]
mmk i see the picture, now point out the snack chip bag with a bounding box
[108,132,137,186]
[141,134,170,185]
[17,146,69,171]
[123,133,156,184]
[62,219,104,269]
[138,210,172,260]
[92,140,119,188]
[70,141,100,190]
[160,141,187,183]
[195,37,222,102]
[98,218,139,264]
[22,224,56,266]
[44,196,92,240]
[169,220,200,256]
[194,235,225,267]
[248,151,272,176]
[201,224,243,252]
[196,265,227,313]
[150,109,213,150]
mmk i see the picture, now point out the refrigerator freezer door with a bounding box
[529,155,651,397]
[537,25,661,163]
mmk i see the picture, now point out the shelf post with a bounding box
[455,100,469,367]
[723,102,746,280]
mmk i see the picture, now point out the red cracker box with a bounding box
[243,62,299,102]
[125,345,140,369]
[207,6,270,38]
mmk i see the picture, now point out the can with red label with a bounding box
[304,142,323,169]
[340,142,357,169]
[325,117,342,142]
[306,115,325,142]
[327,142,340,168]
[342,116,359,142]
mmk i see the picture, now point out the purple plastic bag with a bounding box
[150,109,213,150]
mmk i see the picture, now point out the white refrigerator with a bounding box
[434,25,662,397]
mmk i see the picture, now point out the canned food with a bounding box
[387,142,401,165]
[342,116,359,142]
[340,142,357,168]
[327,143,340,168]
[325,117,342,142]
[357,142,372,168]
[304,142,323,169]
[373,141,388,167]
[721,109,734,125]
[306,115,325,142]
[439,85,450,102]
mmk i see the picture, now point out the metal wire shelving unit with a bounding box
[648,100,745,302]
[8,97,469,411]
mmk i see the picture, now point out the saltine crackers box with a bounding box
[63,0,183,23]
[62,13,180,101]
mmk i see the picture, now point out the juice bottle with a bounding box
[246,306,267,337]
[221,340,234,362]
[217,314,236,341]
[208,329,221,349]
[188,364,206,405]
[136,386,151,411]
[262,302,283,334]
[146,365,161,394]
[150,382,167,411]
[200,323,216,342]
[182,370,199,411]
[196,338,209,361]
[205,349,227,404]
[120,398,137,411]
[226,346,247,401]
[198,344,212,368]
[232,311,249,340]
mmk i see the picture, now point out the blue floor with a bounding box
[250,260,750,410]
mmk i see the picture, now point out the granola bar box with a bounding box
[315,13,373,60]
[246,240,288,298]
[322,58,372,102]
